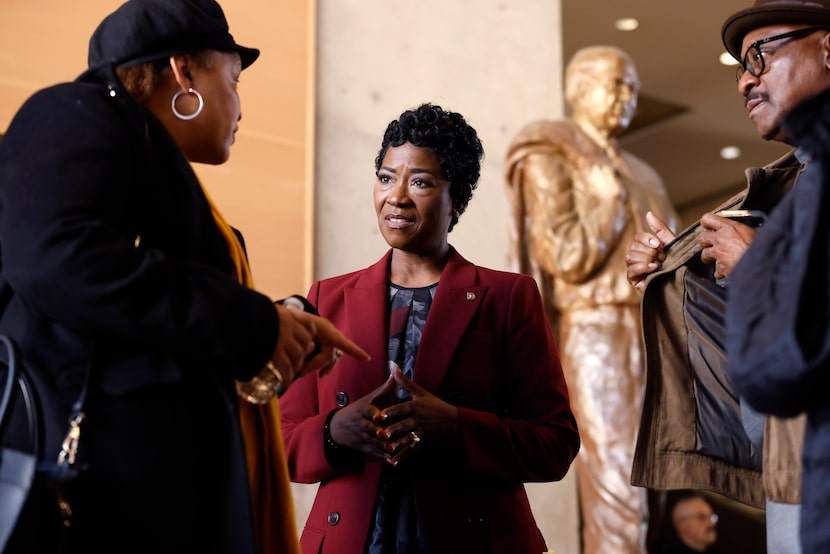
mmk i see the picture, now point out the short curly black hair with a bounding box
[374,103,484,231]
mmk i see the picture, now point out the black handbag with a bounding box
[0,333,89,551]
[0,333,38,550]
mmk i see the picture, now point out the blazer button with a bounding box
[335,392,349,407]
[327,511,341,526]
[446,392,465,404]
[465,515,486,527]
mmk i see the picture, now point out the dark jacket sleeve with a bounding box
[726,87,830,417]
[0,83,278,380]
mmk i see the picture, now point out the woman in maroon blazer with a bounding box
[280,103,579,554]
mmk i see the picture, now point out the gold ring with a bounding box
[409,431,421,445]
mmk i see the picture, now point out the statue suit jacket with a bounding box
[280,248,579,554]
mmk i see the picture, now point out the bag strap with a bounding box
[0,334,40,554]
[0,332,94,530]
[0,334,18,428]
[0,333,39,455]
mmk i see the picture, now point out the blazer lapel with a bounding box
[414,249,487,392]
[344,251,392,393]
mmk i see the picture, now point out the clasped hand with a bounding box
[328,364,461,467]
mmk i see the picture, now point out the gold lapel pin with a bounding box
[466,292,476,301]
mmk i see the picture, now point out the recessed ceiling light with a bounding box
[720,146,741,160]
[615,18,639,32]
[719,52,739,66]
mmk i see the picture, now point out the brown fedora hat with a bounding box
[722,0,830,59]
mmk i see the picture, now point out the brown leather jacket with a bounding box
[631,150,806,509]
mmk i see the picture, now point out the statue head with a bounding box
[564,46,640,137]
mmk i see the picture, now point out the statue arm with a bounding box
[521,151,628,283]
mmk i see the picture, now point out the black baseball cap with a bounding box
[87,0,260,70]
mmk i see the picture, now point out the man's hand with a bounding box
[699,212,757,279]
[625,211,676,292]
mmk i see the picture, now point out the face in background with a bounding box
[374,142,454,258]
[567,49,640,136]
[178,50,243,165]
[738,24,830,144]
[672,497,718,552]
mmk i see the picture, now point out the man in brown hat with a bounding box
[626,1,830,553]
[722,3,830,554]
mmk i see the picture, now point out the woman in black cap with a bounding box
[0,1,367,553]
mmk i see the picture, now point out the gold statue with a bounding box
[505,45,678,554]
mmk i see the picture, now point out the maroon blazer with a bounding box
[280,248,579,554]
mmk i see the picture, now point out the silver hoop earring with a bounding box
[171,87,204,121]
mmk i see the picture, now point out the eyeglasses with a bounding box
[680,512,719,524]
[736,27,826,82]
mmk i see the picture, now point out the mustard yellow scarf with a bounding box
[204,187,300,554]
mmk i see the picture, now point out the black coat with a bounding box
[0,64,278,552]
[727,86,830,554]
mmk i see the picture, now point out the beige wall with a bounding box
[0,0,314,300]
[199,0,315,299]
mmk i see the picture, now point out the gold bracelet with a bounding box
[235,362,288,404]
[264,361,288,398]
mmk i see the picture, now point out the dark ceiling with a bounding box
[563,0,791,217]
